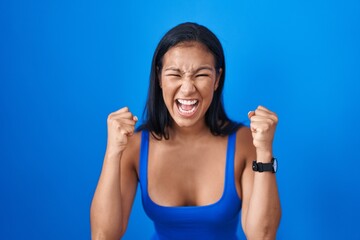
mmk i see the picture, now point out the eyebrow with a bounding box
[164,66,214,72]
[164,67,181,72]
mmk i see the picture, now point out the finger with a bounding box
[113,106,130,114]
[254,109,278,122]
[257,105,272,113]
[119,125,136,136]
[250,121,271,132]
[250,115,276,123]
[250,118,277,132]
[249,107,273,117]
[115,118,137,126]
[250,123,272,133]
[248,111,255,119]
[114,111,138,121]
[110,111,134,119]
[254,108,272,116]
[255,106,277,117]
[110,108,138,121]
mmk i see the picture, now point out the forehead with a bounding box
[162,42,215,68]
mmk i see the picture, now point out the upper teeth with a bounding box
[178,99,198,105]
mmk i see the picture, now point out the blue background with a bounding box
[1,0,359,239]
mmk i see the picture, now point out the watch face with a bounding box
[273,158,278,173]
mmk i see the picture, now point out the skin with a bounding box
[90,42,281,239]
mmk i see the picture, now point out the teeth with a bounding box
[177,99,198,105]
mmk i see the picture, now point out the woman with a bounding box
[91,22,281,240]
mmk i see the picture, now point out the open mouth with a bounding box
[176,99,199,116]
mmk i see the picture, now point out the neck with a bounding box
[168,120,212,142]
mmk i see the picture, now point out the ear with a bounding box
[157,66,162,88]
[214,68,222,91]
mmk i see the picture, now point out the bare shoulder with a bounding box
[236,127,255,155]
[235,126,252,142]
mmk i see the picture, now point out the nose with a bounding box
[180,78,196,95]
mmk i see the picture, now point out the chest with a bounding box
[147,137,229,207]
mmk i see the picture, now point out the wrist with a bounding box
[105,147,123,161]
[256,149,273,163]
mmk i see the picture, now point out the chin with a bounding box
[171,109,206,129]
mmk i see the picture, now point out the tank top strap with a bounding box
[225,131,238,199]
[139,130,149,193]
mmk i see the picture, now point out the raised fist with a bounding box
[106,107,138,154]
[248,105,278,154]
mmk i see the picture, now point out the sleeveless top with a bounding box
[139,130,242,240]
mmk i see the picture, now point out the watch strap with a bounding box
[252,158,276,173]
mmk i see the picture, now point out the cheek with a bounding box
[197,81,216,98]
[161,82,176,104]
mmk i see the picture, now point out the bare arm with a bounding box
[90,107,139,239]
[241,106,281,240]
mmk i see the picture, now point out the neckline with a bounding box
[142,130,239,210]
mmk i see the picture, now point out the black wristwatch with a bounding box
[252,158,278,173]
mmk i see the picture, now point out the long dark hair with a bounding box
[137,22,242,139]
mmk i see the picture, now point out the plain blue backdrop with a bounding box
[1,0,360,239]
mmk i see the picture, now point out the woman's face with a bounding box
[159,42,222,129]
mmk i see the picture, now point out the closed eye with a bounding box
[195,74,210,77]
[166,74,181,77]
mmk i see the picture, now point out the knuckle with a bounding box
[266,118,274,125]
[122,112,132,119]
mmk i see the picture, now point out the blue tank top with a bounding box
[139,130,242,240]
